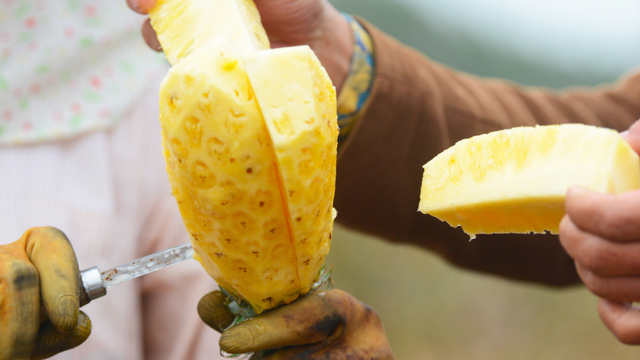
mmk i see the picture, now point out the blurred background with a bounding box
[326,0,640,359]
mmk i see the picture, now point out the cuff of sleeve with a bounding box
[337,13,376,147]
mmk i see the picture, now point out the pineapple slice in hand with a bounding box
[419,124,640,238]
[150,0,338,313]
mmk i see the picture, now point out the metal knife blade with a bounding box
[101,242,195,288]
[41,243,195,323]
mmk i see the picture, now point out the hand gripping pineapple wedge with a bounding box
[150,0,338,313]
[419,124,640,239]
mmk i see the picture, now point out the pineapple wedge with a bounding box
[419,124,640,239]
[243,47,338,293]
[149,0,269,64]
[151,0,338,313]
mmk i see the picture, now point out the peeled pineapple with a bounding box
[150,0,338,313]
[149,0,270,65]
[419,124,640,238]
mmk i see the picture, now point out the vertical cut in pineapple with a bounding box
[159,38,301,311]
[149,0,269,65]
[419,124,640,238]
[243,46,339,293]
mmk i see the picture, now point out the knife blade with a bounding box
[40,243,195,323]
[101,242,195,289]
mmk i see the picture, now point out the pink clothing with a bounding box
[0,71,224,359]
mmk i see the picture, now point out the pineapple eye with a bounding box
[184,117,202,146]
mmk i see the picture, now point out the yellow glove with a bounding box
[0,227,91,360]
[198,289,395,360]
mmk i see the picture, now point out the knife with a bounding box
[40,242,195,322]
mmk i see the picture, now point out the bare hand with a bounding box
[197,289,395,359]
[560,120,640,345]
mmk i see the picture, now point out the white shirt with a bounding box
[0,0,224,358]
[0,71,224,359]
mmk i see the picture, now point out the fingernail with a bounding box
[220,327,255,353]
[139,0,156,13]
[620,130,629,140]
[57,294,79,332]
[567,186,588,197]
[76,311,93,337]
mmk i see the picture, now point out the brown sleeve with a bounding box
[334,20,640,287]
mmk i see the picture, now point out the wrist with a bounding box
[335,14,375,146]
[312,5,354,93]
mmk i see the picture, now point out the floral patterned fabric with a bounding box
[0,0,168,145]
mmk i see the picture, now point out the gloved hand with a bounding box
[0,227,91,360]
[197,289,395,359]
[126,0,353,91]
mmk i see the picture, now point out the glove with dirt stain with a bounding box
[0,227,91,360]
[198,289,395,360]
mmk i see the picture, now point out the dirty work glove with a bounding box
[0,227,91,360]
[198,289,395,359]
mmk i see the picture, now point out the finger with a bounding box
[620,130,629,141]
[252,346,319,360]
[197,291,235,333]
[565,187,640,243]
[0,250,40,360]
[142,18,162,52]
[22,227,79,333]
[598,299,640,345]
[126,0,157,14]
[576,263,640,302]
[31,311,92,360]
[624,120,640,155]
[220,290,349,354]
[559,216,640,276]
[126,0,145,14]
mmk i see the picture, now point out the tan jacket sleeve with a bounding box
[335,21,640,287]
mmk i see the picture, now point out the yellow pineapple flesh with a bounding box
[149,0,270,65]
[419,124,640,238]
[150,0,338,313]
[243,47,338,293]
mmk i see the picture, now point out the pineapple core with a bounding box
[151,0,338,313]
[419,124,640,239]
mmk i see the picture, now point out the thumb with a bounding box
[621,120,640,155]
[220,290,348,354]
[22,227,80,333]
[197,290,235,333]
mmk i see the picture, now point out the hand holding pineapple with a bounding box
[197,289,395,359]
[559,120,640,345]
[420,121,640,345]
[126,0,354,91]
[124,0,396,355]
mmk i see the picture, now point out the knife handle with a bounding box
[39,267,107,324]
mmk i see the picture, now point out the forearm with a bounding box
[334,20,640,286]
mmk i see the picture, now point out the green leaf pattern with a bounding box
[0,0,169,144]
